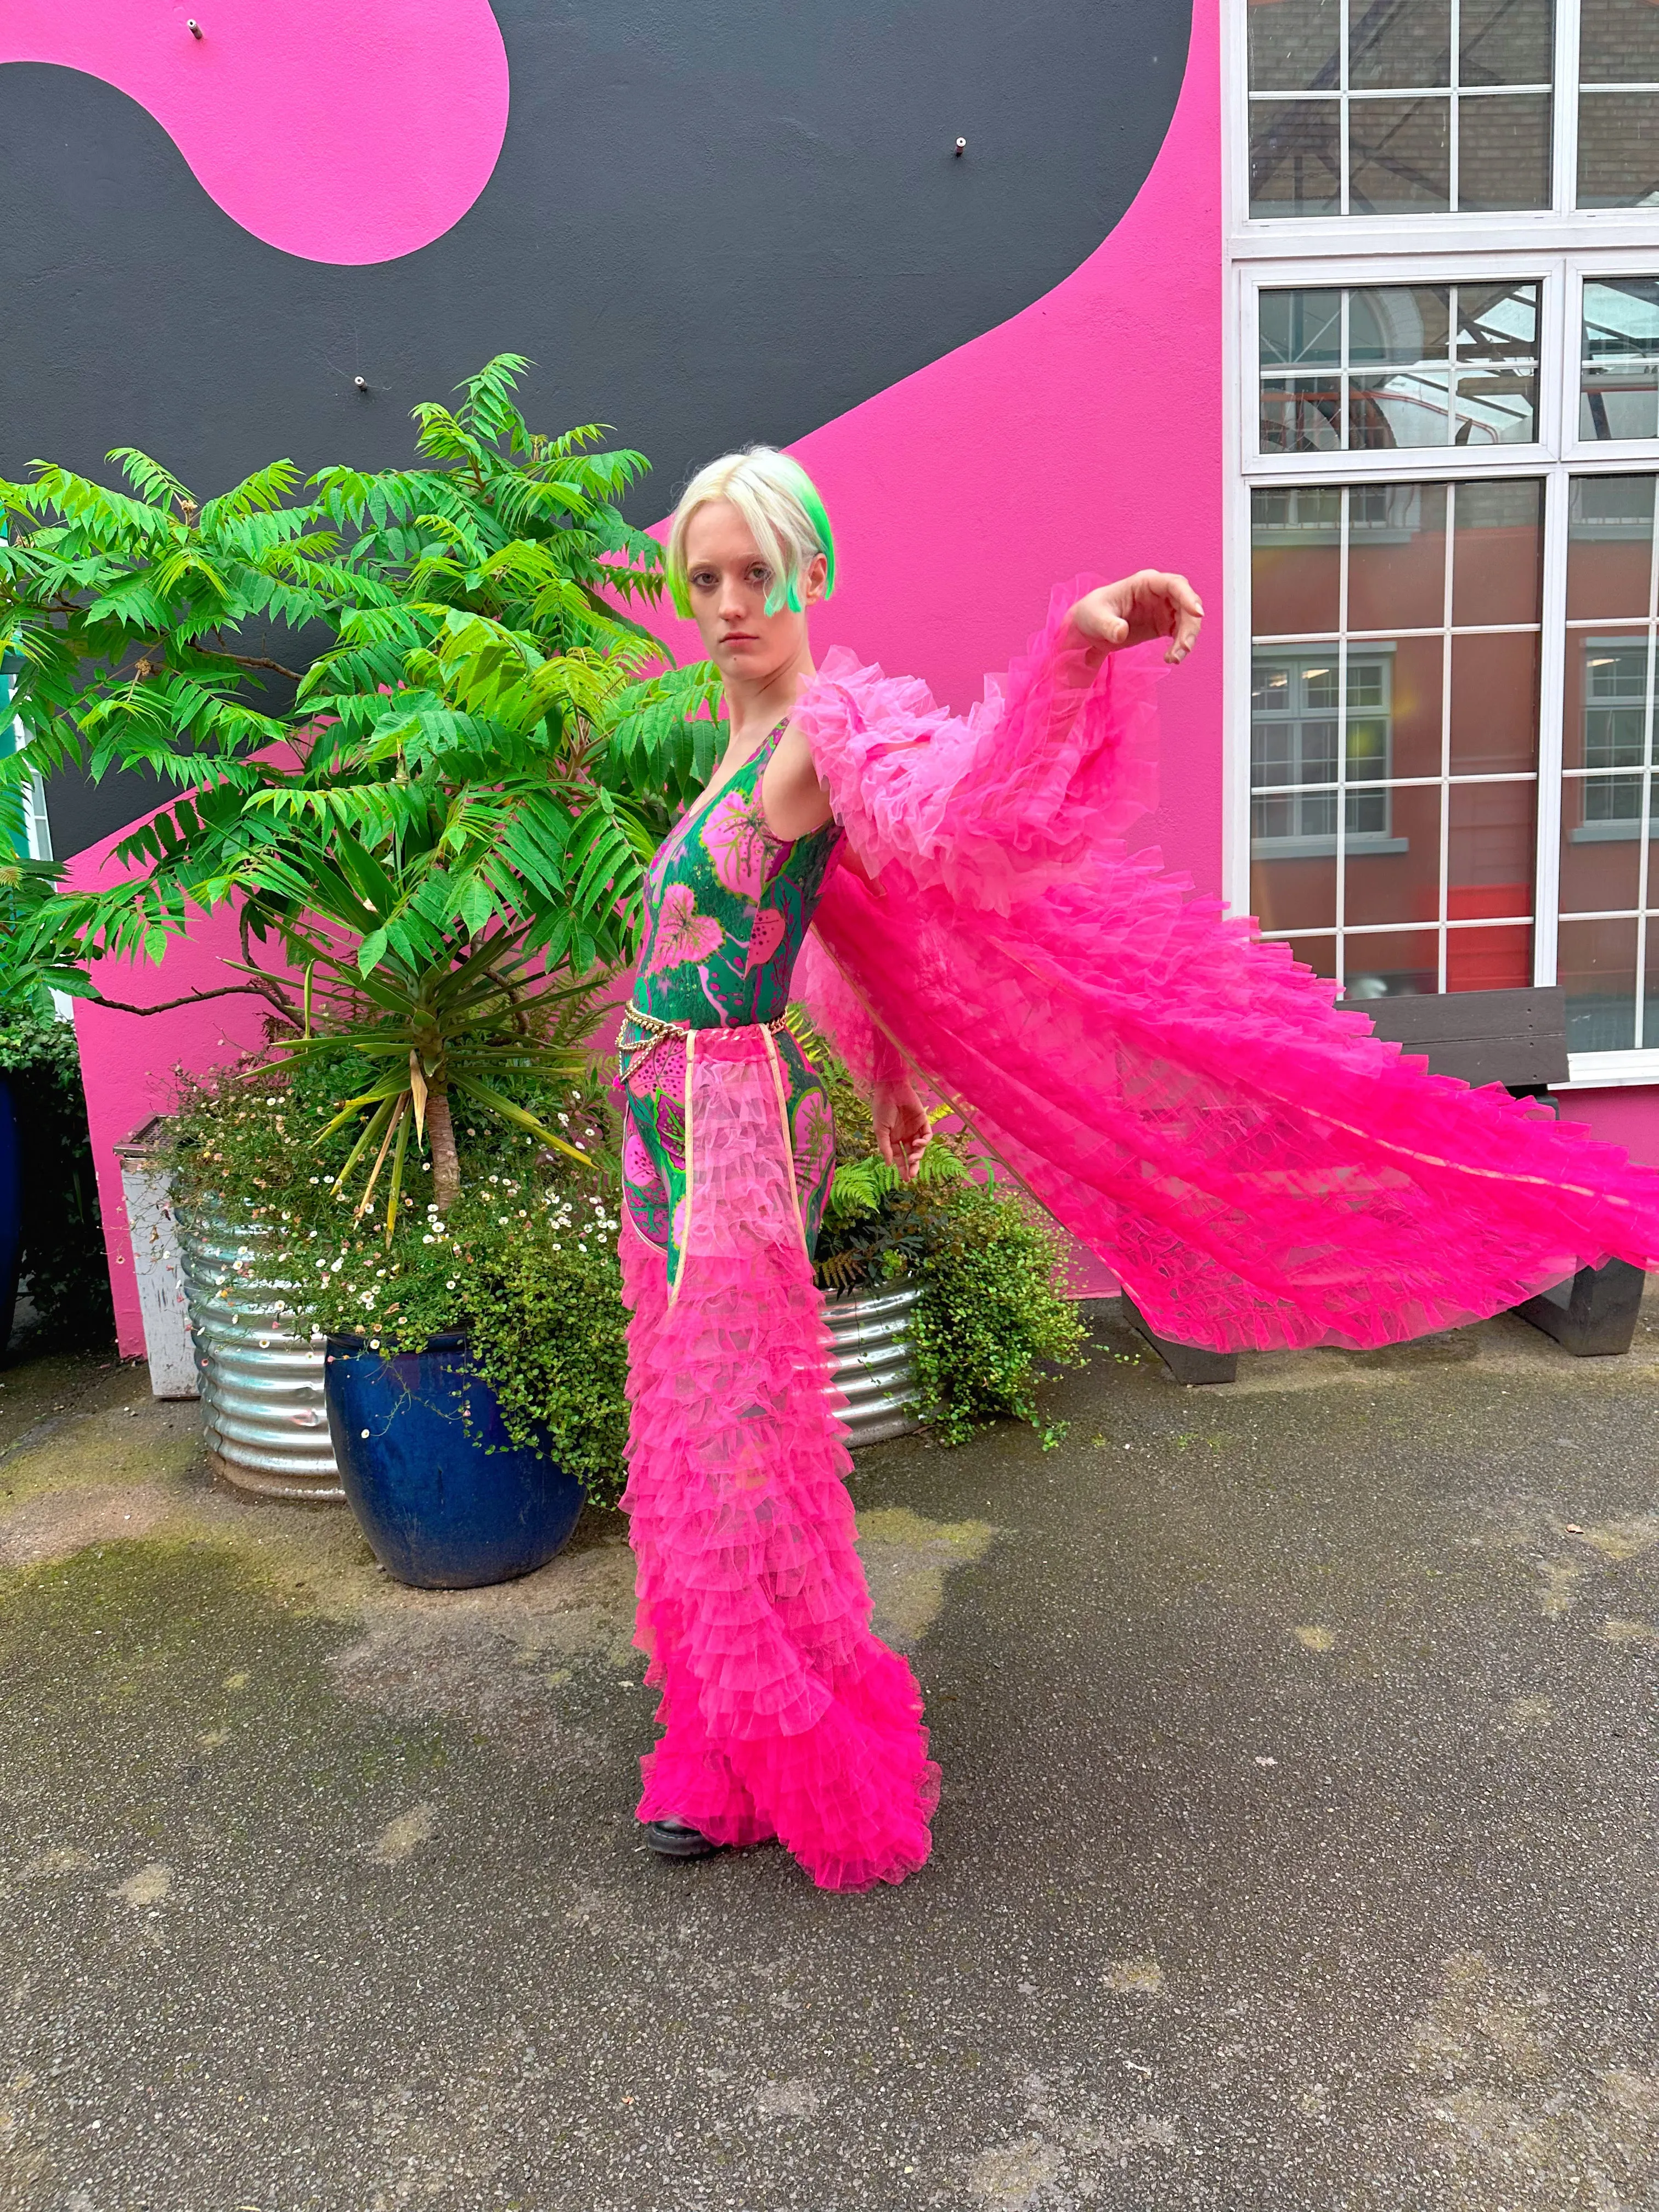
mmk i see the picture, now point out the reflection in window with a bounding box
[1252,652,1394,849]
[1247,0,1554,217]
[1577,0,1659,208]
[1581,279,1659,441]
[1250,478,1543,995]
[1558,472,1659,1048]
[1260,282,1540,452]
[1580,639,1657,827]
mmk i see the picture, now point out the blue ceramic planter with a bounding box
[323,1331,584,1589]
[0,1077,22,1352]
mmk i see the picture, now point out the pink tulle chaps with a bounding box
[618,1027,939,1891]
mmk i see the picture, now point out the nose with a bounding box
[717,568,750,623]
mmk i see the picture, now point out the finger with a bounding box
[1162,577,1205,663]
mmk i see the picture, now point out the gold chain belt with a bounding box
[617,1005,790,1082]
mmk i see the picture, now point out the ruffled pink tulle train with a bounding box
[793,578,1659,1350]
[619,1028,938,1891]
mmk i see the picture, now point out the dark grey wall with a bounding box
[0,0,1189,854]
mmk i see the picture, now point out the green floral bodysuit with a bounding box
[619,720,843,1283]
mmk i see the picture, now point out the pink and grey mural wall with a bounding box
[0,0,1219,1352]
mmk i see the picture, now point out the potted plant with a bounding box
[0,358,703,1576]
[805,1028,1088,1449]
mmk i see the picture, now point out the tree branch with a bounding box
[88,981,300,1022]
[212,651,305,680]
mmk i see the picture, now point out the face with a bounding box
[681,499,827,684]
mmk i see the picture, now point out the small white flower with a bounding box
[422,1235,435,1245]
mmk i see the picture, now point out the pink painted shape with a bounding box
[0,0,508,264]
[651,0,1224,893]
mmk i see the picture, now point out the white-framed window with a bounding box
[1227,0,1659,1083]
[0,661,50,864]
[1237,0,1659,234]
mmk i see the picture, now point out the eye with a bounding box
[689,568,718,589]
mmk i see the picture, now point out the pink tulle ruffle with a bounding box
[794,587,1659,1352]
[619,1026,939,1889]
[794,575,1160,916]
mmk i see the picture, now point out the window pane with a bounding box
[1262,376,1344,453]
[1459,0,1553,86]
[1577,92,1659,208]
[1348,482,1448,630]
[1452,478,1543,624]
[1347,784,1439,923]
[1457,92,1552,211]
[1387,636,1445,779]
[1559,917,1639,1051]
[1342,929,1440,995]
[1449,631,1541,772]
[1581,278,1659,443]
[1448,778,1536,901]
[1251,852,1338,933]
[1566,477,1657,623]
[1261,288,1343,365]
[1459,282,1540,357]
[1250,100,1342,216]
[1350,97,1452,210]
[1252,487,1341,634]
[1447,922,1534,989]
[1349,286,1452,364]
[1578,0,1659,84]
[1350,0,1451,88]
[1249,0,1343,90]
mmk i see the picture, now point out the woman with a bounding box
[617,447,1659,1892]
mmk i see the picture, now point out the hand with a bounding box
[1068,570,1204,664]
[873,1076,930,1182]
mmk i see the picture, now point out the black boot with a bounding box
[642,1816,723,1860]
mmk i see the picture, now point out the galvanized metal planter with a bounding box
[175,1202,921,1502]
[825,1281,922,1447]
[175,1203,342,1504]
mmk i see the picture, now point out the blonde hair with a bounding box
[665,447,837,618]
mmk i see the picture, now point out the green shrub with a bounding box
[908,1178,1087,1449]
[805,1023,1087,1449]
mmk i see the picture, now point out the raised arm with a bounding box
[793,571,1200,913]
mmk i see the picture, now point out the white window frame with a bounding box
[1223,0,1659,1087]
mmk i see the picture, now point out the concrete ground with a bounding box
[0,1300,1655,2212]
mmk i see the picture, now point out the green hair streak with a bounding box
[764,462,838,616]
